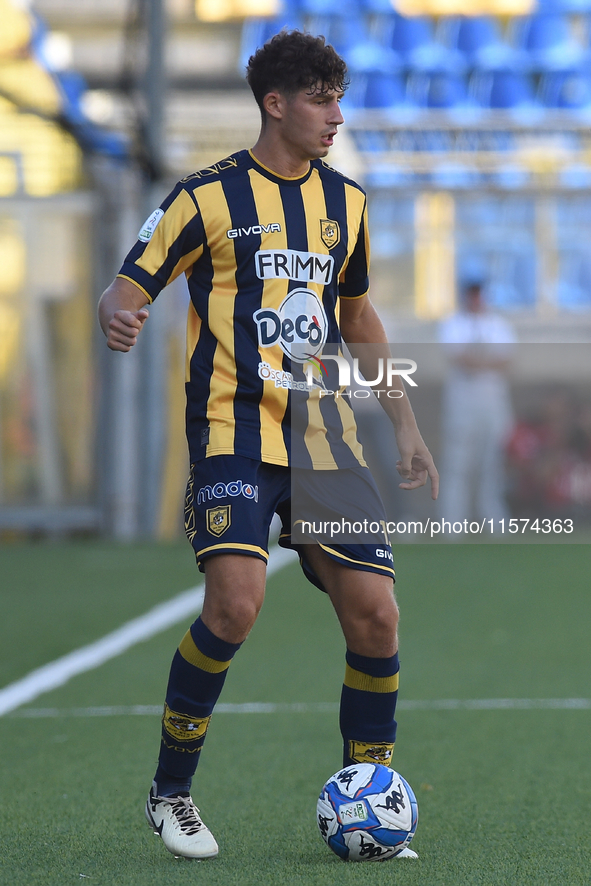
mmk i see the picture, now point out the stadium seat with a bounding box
[408,71,469,108]
[362,71,407,108]
[309,14,370,55]
[239,14,303,68]
[557,253,591,308]
[346,40,400,73]
[447,15,525,71]
[539,70,591,109]
[474,70,537,109]
[560,165,591,189]
[493,165,531,189]
[455,15,500,55]
[512,13,585,70]
[345,71,407,108]
[431,163,478,188]
[299,0,359,14]
[389,14,464,72]
[360,0,398,11]
[538,0,591,10]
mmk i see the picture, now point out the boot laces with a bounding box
[168,795,204,836]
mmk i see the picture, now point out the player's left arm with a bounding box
[340,294,439,500]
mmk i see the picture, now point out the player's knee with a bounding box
[345,593,398,655]
[206,594,262,642]
[371,597,399,638]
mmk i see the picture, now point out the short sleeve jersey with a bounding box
[118,149,369,469]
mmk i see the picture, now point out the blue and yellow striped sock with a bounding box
[339,649,399,768]
[155,617,241,795]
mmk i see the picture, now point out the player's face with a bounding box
[282,86,345,160]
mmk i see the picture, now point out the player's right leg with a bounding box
[146,456,289,859]
[146,554,266,859]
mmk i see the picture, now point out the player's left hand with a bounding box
[395,427,439,500]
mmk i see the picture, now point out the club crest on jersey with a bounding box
[207,505,231,536]
[253,289,328,362]
[320,218,340,250]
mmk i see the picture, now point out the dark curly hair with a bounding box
[246,30,349,116]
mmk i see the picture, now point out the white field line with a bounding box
[0,545,297,718]
[7,698,591,719]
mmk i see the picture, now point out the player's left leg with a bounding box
[303,544,400,769]
[302,546,418,860]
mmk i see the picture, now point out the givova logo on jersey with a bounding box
[253,289,329,362]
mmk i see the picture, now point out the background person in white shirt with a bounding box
[437,281,517,528]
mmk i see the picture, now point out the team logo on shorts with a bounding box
[320,218,340,250]
[207,505,231,536]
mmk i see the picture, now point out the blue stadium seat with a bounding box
[408,72,469,108]
[240,15,303,68]
[299,0,359,13]
[389,14,464,72]
[347,71,406,108]
[474,70,537,108]
[539,70,591,108]
[560,166,591,189]
[359,0,398,11]
[538,0,591,10]
[448,16,524,70]
[431,164,479,188]
[455,15,500,54]
[557,252,591,308]
[513,13,585,70]
[310,14,370,54]
[365,71,407,107]
[346,40,400,73]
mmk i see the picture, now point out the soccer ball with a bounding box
[317,763,418,861]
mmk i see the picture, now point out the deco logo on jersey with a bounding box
[320,219,340,250]
[207,505,231,536]
[255,249,334,285]
[197,480,258,505]
[254,289,329,362]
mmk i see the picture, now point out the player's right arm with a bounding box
[98,277,150,352]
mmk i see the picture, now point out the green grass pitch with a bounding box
[0,541,590,885]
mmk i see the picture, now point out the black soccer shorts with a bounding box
[184,455,395,590]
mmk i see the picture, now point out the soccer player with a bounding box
[98,31,438,860]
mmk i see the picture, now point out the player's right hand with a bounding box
[107,308,149,352]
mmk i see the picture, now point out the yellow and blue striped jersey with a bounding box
[118,149,369,469]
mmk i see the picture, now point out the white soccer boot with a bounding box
[395,847,418,858]
[145,782,219,859]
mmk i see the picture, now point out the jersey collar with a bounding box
[248,150,314,185]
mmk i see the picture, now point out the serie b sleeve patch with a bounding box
[138,208,164,242]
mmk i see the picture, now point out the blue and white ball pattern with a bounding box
[317,763,418,861]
